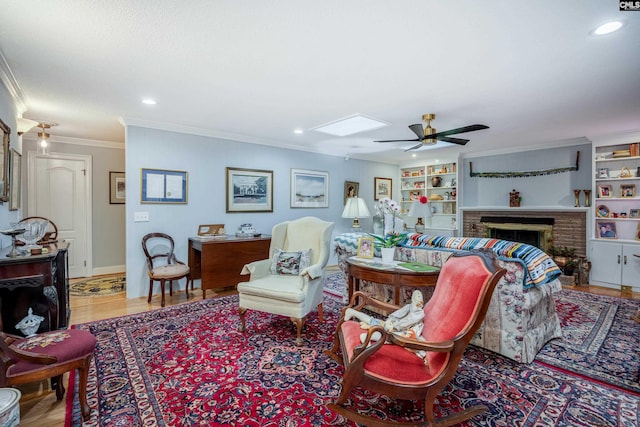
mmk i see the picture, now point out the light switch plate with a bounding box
[134,211,149,222]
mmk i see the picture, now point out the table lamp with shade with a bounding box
[341,197,371,229]
[408,196,432,233]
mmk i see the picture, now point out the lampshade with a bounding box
[341,197,371,229]
[16,117,39,135]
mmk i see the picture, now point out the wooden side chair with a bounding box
[142,232,192,307]
[0,329,96,421]
[325,250,506,427]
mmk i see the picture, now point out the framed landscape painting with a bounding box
[374,177,392,200]
[226,167,273,212]
[291,168,329,208]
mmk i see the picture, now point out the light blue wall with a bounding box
[0,84,21,248]
[125,126,398,298]
[462,142,592,207]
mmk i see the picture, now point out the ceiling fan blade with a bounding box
[439,136,469,145]
[431,124,489,138]
[374,138,420,143]
[408,124,424,139]
[404,142,424,151]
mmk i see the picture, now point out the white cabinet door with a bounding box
[590,240,622,286]
[622,244,640,288]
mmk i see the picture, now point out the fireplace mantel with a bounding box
[461,206,590,213]
[460,207,588,257]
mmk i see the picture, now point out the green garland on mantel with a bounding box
[469,151,580,178]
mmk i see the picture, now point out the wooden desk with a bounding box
[345,257,439,306]
[0,242,70,335]
[188,235,271,297]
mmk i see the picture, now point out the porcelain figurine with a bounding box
[15,307,45,337]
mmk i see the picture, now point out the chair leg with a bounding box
[169,280,173,296]
[238,307,247,332]
[317,303,324,322]
[185,277,190,299]
[53,375,64,400]
[148,279,153,303]
[78,355,93,421]
[291,317,304,346]
[160,279,166,307]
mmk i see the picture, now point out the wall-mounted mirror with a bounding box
[0,118,10,203]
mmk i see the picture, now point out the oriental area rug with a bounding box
[66,275,640,426]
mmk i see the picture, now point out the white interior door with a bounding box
[27,151,92,278]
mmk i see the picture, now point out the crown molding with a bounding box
[0,48,28,114]
[22,133,124,150]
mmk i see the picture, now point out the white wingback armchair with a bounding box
[237,216,335,346]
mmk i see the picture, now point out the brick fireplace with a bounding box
[461,209,588,257]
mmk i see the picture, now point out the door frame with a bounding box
[27,150,93,277]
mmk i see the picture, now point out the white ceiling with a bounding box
[1,1,639,164]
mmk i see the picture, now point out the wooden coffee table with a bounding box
[345,257,440,306]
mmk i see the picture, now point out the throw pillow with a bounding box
[270,248,312,275]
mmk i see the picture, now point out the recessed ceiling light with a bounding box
[312,114,389,137]
[142,98,157,105]
[592,21,623,36]
[411,153,417,158]
[293,129,304,134]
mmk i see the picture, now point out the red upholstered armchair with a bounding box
[325,250,506,427]
[0,329,96,421]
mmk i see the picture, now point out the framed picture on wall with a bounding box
[344,181,359,204]
[109,171,125,204]
[291,168,329,208]
[9,149,21,211]
[374,177,392,200]
[226,167,273,212]
[141,168,188,204]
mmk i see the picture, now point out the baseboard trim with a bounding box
[92,265,126,277]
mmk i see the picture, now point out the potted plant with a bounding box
[548,246,576,268]
[563,258,577,276]
[369,232,407,263]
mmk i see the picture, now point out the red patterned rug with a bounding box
[66,289,640,426]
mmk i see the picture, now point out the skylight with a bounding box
[312,115,389,137]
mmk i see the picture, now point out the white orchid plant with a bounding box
[370,197,406,248]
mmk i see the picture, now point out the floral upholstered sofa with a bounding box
[332,232,563,363]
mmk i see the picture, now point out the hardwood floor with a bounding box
[14,277,640,426]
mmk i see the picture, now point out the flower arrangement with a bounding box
[370,197,406,248]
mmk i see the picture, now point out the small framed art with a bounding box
[597,167,609,179]
[597,184,612,198]
[291,168,329,208]
[141,168,188,204]
[357,237,374,258]
[597,221,617,239]
[620,184,636,198]
[226,167,273,212]
[344,181,359,204]
[630,209,640,218]
[109,171,125,204]
[636,223,640,241]
[374,177,392,200]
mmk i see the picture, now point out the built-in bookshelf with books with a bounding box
[590,136,640,291]
[400,166,426,215]
[426,162,458,230]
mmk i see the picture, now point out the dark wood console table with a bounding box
[188,235,271,297]
[345,257,440,306]
[0,242,70,336]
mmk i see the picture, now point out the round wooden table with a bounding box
[345,257,440,306]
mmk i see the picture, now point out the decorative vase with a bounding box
[381,247,395,263]
[573,189,581,207]
[583,189,591,207]
[431,176,442,187]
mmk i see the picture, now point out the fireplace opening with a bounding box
[480,216,554,251]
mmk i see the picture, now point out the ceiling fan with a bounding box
[374,114,489,151]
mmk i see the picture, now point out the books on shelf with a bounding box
[630,143,639,157]
[396,262,440,272]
